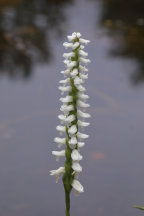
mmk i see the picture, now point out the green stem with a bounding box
[64,187,71,216]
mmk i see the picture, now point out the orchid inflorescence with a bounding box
[50,32,90,216]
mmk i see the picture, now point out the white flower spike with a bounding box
[50,32,90,216]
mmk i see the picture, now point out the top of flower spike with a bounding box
[67,32,82,41]
[63,32,90,46]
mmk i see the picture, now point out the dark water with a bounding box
[0,0,144,216]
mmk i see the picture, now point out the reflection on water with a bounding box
[100,0,144,84]
[0,0,72,79]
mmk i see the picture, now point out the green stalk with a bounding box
[62,36,80,216]
[64,186,70,216]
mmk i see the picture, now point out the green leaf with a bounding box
[133,205,144,211]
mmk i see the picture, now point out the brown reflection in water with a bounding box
[99,0,144,85]
[90,152,105,161]
[0,0,73,79]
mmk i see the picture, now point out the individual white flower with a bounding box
[63,42,73,49]
[70,32,81,39]
[79,38,90,45]
[66,61,77,69]
[76,32,81,38]
[79,57,91,64]
[77,110,91,118]
[58,114,66,123]
[71,149,83,161]
[78,120,90,127]
[72,42,80,49]
[54,137,66,148]
[67,35,76,41]
[59,78,70,84]
[68,125,77,135]
[77,100,90,108]
[71,179,84,194]
[52,150,65,161]
[60,104,74,113]
[63,52,75,59]
[69,136,77,146]
[58,86,72,93]
[50,167,65,183]
[77,132,89,139]
[78,93,89,100]
[74,77,83,85]
[60,69,70,76]
[64,59,70,65]
[70,68,78,77]
[79,49,88,57]
[77,142,85,148]
[56,125,66,134]
[76,84,86,92]
[80,45,85,49]
[72,162,82,172]
[79,65,88,72]
[66,115,75,123]
[79,73,88,80]
[59,95,73,103]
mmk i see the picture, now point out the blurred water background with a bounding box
[0,0,144,216]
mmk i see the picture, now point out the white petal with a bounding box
[77,142,85,148]
[54,137,66,144]
[77,100,90,108]
[80,45,85,49]
[72,42,80,49]
[77,110,91,118]
[63,52,75,59]
[72,162,82,172]
[77,132,89,139]
[66,61,77,69]
[71,32,77,38]
[71,149,83,161]
[69,137,77,146]
[79,57,91,64]
[78,93,89,100]
[60,69,70,75]
[58,114,66,122]
[79,38,90,44]
[72,179,84,193]
[70,68,78,77]
[79,73,88,80]
[69,136,77,145]
[67,35,76,41]
[59,78,70,84]
[74,77,83,85]
[50,167,65,175]
[76,32,81,38]
[60,96,73,103]
[50,167,65,183]
[60,104,74,113]
[68,125,77,135]
[56,125,66,133]
[58,86,72,92]
[52,150,65,161]
[78,120,90,127]
[76,85,86,92]
[66,115,75,123]
[79,50,88,57]
[79,65,88,72]
[63,42,73,49]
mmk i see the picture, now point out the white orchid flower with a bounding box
[50,167,65,183]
